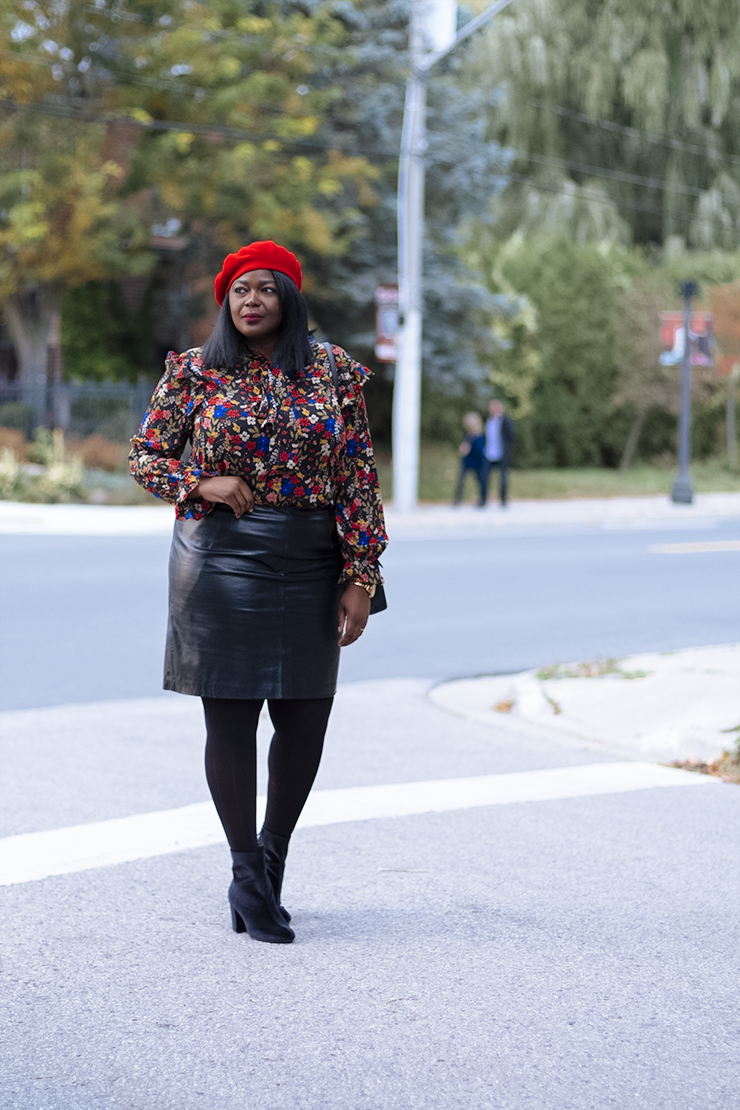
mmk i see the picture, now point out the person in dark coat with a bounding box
[453,411,487,506]
[481,399,515,507]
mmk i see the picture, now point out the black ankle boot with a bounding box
[258,827,291,923]
[228,850,294,944]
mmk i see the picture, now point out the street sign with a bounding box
[375,285,399,362]
[660,311,714,366]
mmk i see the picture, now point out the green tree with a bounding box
[1,0,378,397]
[467,0,740,249]
[0,116,152,406]
[612,253,740,468]
[109,0,379,258]
[491,237,634,467]
[1,0,152,404]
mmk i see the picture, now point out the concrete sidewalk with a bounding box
[430,644,740,763]
[389,490,740,535]
[1,490,738,535]
[2,677,738,1110]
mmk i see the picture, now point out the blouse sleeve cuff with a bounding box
[175,466,205,504]
[341,558,383,588]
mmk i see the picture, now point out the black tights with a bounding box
[202,697,333,852]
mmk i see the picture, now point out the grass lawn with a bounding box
[374,445,740,504]
[2,429,737,505]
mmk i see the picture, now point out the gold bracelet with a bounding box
[349,580,376,599]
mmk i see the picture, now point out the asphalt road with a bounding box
[1,518,739,711]
[1,511,739,1109]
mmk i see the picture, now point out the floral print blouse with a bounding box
[129,339,387,586]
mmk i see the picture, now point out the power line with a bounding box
[504,172,714,228]
[0,97,398,160]
[11,21,740,176]
[10,53,738,188]
[530,98,740,170]
[513,150,706,198]
[0,97,727,231]
[0,96,310,145]
[0,113,724,237]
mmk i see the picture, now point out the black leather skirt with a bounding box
[164,505,343,699]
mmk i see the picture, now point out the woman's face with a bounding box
[228,269,282,346]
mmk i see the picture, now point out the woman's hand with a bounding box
[189,476,254,518]
[337,584,370,647]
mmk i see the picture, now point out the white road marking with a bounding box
[0,762,717,886]
[650,540,740,554]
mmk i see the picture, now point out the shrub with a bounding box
[66,434,129,471]
[0,402,36,440]
[0,427,27,461]
[1,429,86,503]
[28,455,85,503]
[0,446,21,499]
[26,427,59,466]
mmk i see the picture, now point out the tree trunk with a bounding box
[619,412,646,472]
[3,285,63,426]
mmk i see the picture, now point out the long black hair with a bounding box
[200,270,312,378]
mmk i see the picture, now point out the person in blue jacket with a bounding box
[482,399,516,507]
[453,412,487,506]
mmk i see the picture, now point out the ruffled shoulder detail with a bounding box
[164,348,229,388]
[313,341,371,407]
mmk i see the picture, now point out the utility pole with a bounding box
[671,280,698,504]
[393,0,516,513]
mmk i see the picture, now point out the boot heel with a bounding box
[228,851,294,944]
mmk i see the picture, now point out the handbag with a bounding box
[322,341,388,616]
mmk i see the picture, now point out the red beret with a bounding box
[213,240,303,305]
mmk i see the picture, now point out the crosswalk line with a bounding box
[0,761,716,886]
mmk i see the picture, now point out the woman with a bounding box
[453,411,486,507]
[130,240,387,945]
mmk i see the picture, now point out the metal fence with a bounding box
[0,380,156,441]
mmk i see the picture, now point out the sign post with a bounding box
[670,281,699,504]
[660,290,714,504]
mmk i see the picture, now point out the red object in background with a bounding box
[716,354,739,377]
[660,311,714,366]
[707,282,740,377]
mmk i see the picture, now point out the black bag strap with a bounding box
[321,339,387,616]
[322,341,338,392]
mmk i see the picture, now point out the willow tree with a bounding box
[467,0,740,249]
